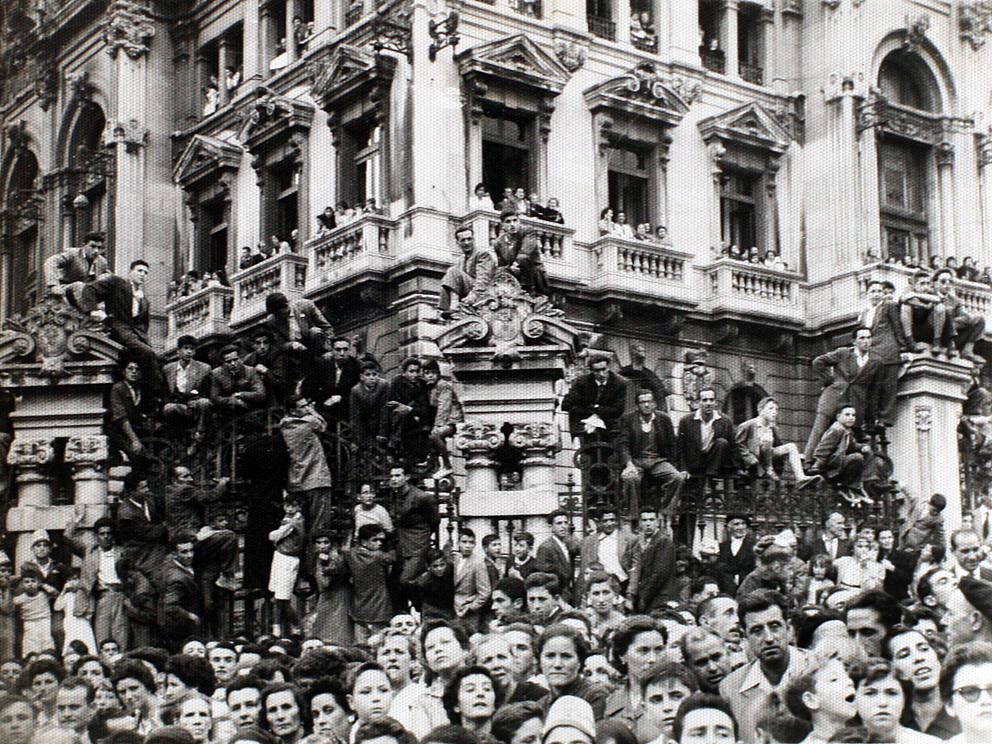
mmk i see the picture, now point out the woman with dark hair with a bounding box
[73,655,111,685]
[260,683,310,744]
[604,616,668,740]
[852,658,941,744]
[442,666,504,738]
[301,676,351,744]
[535,624,608,719]
[595,720,637,744]
[491,701,544,744]
[0,694,36,744]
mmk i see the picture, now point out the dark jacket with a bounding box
[677,412,738,474]
[858,300,911,364]
[799,531,852,562]
[812,421,861,478]
[159,561,202,641]
[810,347,880,421]
[616,410,678,465]
[633,531,678,612]
[350,379,391,444]
[347,544,394,624]
[305,355,361,419]
[209,362,266,409]
[562,372,627,439]
[394,485,438,558]
[81,275,150,343]
[163,360,212,402]
[263,299,332,352]
[535,536,576,601]
[718,535,756,587]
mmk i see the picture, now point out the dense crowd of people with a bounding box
[4,218,992,744]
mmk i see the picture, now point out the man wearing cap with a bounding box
[44,232,109,307]
[66,511,128,649]
[22,528,68,649]
[719,516,755,590]
[162,335,212,447]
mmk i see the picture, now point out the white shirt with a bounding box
[694,409,721,452]
[131,285,144,318]
[824,535,839,559]
[175,362,190,394]
[97,548,121,587]
[855,349,870,369]
[862,303,878,330]
[640,413,656,433]
[597,531,627,582]
[730,536,744,556]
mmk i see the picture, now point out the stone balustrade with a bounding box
[702,258,800,323]
[305,214,395,296]
[229,252,308,327]
[165,284,233,351]
[589,235,695,305]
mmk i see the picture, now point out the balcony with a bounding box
[165,285,234,351]
[229,252,308,327]
[955,278,992,323]
[589,235,695,306]
[702,258,800,324]
[740,62,764,85]
[305,214,396,296]
[588,15,616,40]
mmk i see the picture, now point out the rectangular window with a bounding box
[339,119,379,210]
[720,170,759,252]
[587,0,615,40]
[198,199,228,273]
[482,112,533,202]
[738,3,763,84]
[878,139,929,263]
[699,0,725,73]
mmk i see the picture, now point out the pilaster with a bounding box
[977,133,992,260]
[6,437,55,567]
[720,0,739,80]
[668,0,699,66]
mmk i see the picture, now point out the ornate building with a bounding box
[3,0,992,549]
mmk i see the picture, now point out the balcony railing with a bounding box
[588,15,616,40]
[590,235,695,304]
[955,278,992,322]
[703,258,800,322]
[165,284,233,351]
[305,214,396,295]
[700,46,726,74]
[229,252,308,327]
[740,62,764,85]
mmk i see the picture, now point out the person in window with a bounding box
[468,183,494,212]
[528,192,546,220]
[543,197,564,224]
[613,212,635,239]
[224,66,240,95]
[316,207,336,235]
[598,208,615,236]
[493,210,549,296]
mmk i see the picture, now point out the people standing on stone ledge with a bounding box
[493,209,549,297]
[14,563,55,657]
[933,268,986,364]
[423,359,463,479]
[386,357,432,462]
[44,232,108,308]
[858,279,910,429]
[811,404,873,506]
[350,360,391,450]
[803,327,880,464]
[898,270,954,358]
[723,360,769,425]
[438,224,496,320]
[735,397,820,489]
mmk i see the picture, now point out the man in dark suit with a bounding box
[159,533,204,651]
[244,328,291,405]
[209,345,267,414]
[350,361,391,450]
[109,359,151,466]
[82,260,165,396]
[617,388,686,513]
[386,357,432,459]
[162,335,212,444]
[535,510,577,603]
[305,335,361,422]
[719,514,755,589]
[858,280,911,427]
[812,405,873,504]
[803,328,880,462]
[116,471,170,585]
[800,511,852,562]
[562,354,627,445]
[678,387,738,478]
[627,506,677,612]
[492,209,548,296]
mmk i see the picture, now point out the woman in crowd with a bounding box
[491,701,544,744]
[852,658,942,744]
[309,532,353,647]
[598,208,615,236]
[605,616,669,741]
[536,624,608,719]
[442,666,503,739]
[260,683,309,744]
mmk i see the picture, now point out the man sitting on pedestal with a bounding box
[493,209,548,296]
[899,270,953,357]
[617,388,686,514]
[209,345,267,415]
[562,353,626,447]
[44,232,108,308]
[438,225,496,319]
[933,267,986,364]
[677,387,738,480]
[812,405,873,506]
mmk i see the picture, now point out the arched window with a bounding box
[2,149,41,319]
[877,50,939,112]
[66,102,111,247]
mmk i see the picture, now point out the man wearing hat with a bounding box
[696,537,734,595]
[162,335,213,447]
[22,528,68,649]
[719,515,755,590]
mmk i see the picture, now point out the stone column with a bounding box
[887,358,972,539]
[936,141,957,257]
[455,422,502,493]
[0,240,10,324]
[707,141,725,250]
[720,0,739,79]
[759,7,774,87]
[259,1,278,77]
[466,103,485,210]
[823,73,865,271]
[65,435,109,521]
[6,437,55,567]
[509,423,559,490]
[551,0,586,32]
[616,0,631,45]
[287,0,301,62]
[218,37,232,106]
[977,133,992,261]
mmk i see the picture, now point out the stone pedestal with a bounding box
[888,358,972,538]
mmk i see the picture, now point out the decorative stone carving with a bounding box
[961,2,992,50]
[508,423,559,464]
[7,437,55,467]
[65,435,109,465]
[455,422,503,465]
[903,14,930,52]
[935,140,955,167]
[103,1,156,60]
[0,297,121,379]
[32,54,58,111]
[371,3,413,60]
[434,269,573,367]
[914,406,932,432]
[107,118,148,153]
[65,70,94,102]
[698,101,793,153]
[670,76,702,105]
[554,39,586,73]
[428,11,459,62]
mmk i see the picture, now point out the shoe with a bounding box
[796,474,822,490]
[216,574,242,592]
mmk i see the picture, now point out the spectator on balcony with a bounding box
[619,341,670,413]
[498,187,514,212]
[44,231,108,307]
[598,208,616,236]
[363,198,382,215]
[618,389,685,515]
[562,353,626,446]
[511,187,529,215]
[82,259,166,399]
[203,85,219,116]
[350,361,391,450]
[655,225,668,243]
[858,280,910,429]
[292,16,311,53]
[209,344,267,414]
[677,387,738,479]
[493,210,549,297]
[812,405,873,507]
[224,66,240,95]
[108,359,152,468]
[981,266,992,285]
[899,271,953,357]
[336,201,357,226]
[280,394,333,538]
[423,359,463,479]
[162,335,213,449]
[633,223,651,241]
[439,225,497,319]
[543,198,564,224]
[613,212,635,239]
[244,328,291,406]
[933,268,986,364]
[735,397,820,489]
[469,183,494,212]
[306,335,361,422]
[802,328,880,464]
[630,12,656,51]
[316,208,336,235]
[958,255,980,281]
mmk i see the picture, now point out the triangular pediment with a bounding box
[173,134,242,187]
[310,45,396,111]
[698,101,793,152]
[238,88,315,154]
[456,34,570,95]
[584,63,690,126]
